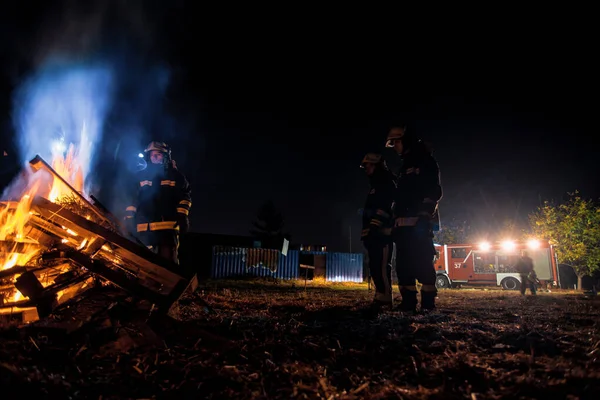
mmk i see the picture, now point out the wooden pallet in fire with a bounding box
[0,154,197,323]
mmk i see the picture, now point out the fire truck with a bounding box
[433,239,560,290]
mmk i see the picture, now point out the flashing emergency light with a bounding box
[478,241,491,251]
[501,240,516,252]
[527,239,540,249]
[138,153,144,158]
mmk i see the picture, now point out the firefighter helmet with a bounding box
[360,152,382,168]
[385,127,406,148]
[144,141,171,161]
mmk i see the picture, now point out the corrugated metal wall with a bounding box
[211,246,299,279]
[212,246,364,282]
[278,250,300,279]
[299,250,363,282]
[326,252,364,282]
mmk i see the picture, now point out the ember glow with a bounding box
[0,173,43,272]
[0,153,84,305]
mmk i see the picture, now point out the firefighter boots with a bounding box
[397,287,418,313]
[421,290,437,311]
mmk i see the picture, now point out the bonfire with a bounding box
[0,138,195,324]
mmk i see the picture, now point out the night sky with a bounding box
[1,2,596,251]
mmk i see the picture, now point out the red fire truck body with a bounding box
[433,240,559,290]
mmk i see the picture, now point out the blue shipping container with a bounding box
[326,252,364,282]
[211,246,299,279]
[297,250,364,282]
[212,247,363,282]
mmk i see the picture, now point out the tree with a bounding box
[529,192,600,289]
[250,200,290,249]
[433,219,472,244]
[497,219,529,241]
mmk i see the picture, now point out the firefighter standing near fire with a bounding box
[124,141,192,264]
[360,152,395,312]
[385,126,443,312]
[516,251,537,295]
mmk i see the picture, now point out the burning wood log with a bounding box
[0,266,28,279]
[28,155,114,229]
[0,154,198,326]
[28,155,144,245]
[0,240,43,254]
[27,196,197,313]
[1,266,94,314]
[29,196,187,292]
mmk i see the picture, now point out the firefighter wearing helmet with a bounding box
[516,251,537,296]
[385,126,442,312]
[360,152,395,314]
[124,141,192,264]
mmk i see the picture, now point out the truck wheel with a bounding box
[436,275,450,289]
[501,277,520,290]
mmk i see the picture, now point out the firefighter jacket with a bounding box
[361,166,395,239]
[124,163,192,234]
[515,256,534,274]
[392,142,442,227]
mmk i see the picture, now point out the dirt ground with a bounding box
[1,279,599,399]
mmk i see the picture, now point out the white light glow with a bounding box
[138,153,144,158]
[527,239,540,249]
[501,240,516,252]
[52,139,67,155]
[478,241,491,251]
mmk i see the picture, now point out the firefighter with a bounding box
[516,251,537,295]
[360,152,395,311]
[124,141,192,264]
[386,126,443,312]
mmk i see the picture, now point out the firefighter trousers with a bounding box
[363,236,393,303]
[393,227,437,309]
[519,273,537,295]
[139,229,180,265]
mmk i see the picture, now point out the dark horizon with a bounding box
[1,1,596,251]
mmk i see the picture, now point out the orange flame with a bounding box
[49,143,84,202]
[1,144,86,305]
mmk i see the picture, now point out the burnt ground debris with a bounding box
[1,280,599,399]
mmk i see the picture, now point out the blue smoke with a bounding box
[103,62,171,169]
[12,60,115,189]
[4,0,183,217]
[9,55,175,216]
